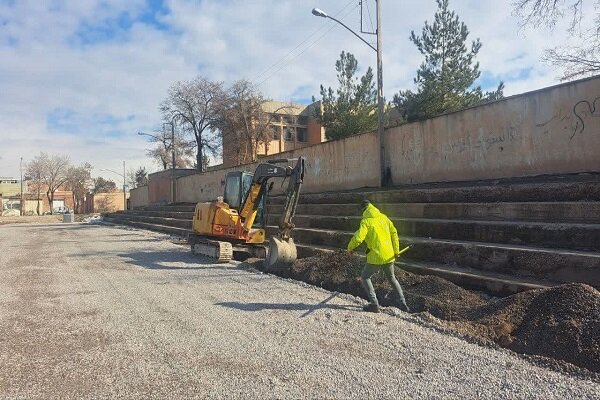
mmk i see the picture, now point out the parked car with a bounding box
[1,209,20,217]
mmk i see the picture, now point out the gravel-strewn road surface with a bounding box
[1,223,598,399]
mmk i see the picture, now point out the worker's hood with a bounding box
[362,203,382,219]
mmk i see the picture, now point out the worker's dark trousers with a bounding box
[361,262,408,309]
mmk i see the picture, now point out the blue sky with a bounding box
[0,0,591,179]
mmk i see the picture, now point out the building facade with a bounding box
[84,192,130,213]
[0,177,77,215]
[222,101,325,168]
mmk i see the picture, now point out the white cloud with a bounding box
[0,0,593,178]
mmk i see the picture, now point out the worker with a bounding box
[347,200,410,313]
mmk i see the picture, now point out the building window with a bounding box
[283,115,297,125]
[284,127,294,141]
[272,126,280,140]
[297,128,307,142]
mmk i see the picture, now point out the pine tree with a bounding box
[393,0,504,122]
[314,51,379,140]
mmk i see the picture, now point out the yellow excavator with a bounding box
[188,157,305,269]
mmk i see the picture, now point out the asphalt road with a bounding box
[0,223,598,399]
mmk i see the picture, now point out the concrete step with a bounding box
[105,214,192,230]
[120,210,195,220]
[293,243,553,295]
[103,215,582,295]
[270,226,600,287]
[269,215,600,251]
[103,217,191,238]
[135,204,196,212]
[268,179,600,205]
[268,201,600,224]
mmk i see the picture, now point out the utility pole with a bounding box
[170,122,175,170]
[164,121,177,203]
[20,157,23,216]
[312,2,387,187]
[123,160,127,211]
[376,0,386,187]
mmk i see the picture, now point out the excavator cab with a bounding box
[223,171,266,228]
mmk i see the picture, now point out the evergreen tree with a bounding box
[314,51,379,140]
[393,0,504,122]
[134,167,148,187]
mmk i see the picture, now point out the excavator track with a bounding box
[189,234,233,263]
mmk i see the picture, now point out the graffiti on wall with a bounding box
[536,96,600,140]
[572,96,600,139]
[399,126,520,163]
[442,126,519,155]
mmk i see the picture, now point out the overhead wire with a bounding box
[364,0,375,33]
[256,3,360,88]
[252,0,356,83]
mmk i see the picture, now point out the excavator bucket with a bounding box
[266,237,297,270]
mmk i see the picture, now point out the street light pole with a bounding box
[163,120,177,203]
[139,119,177,203]
[123,160,126,210]
[20,157,23,216]
[164,122,175,170]
[100,166,127,211]
[376,0,386,187]
[312,3,387,187]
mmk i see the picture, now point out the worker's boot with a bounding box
[362,303,380,313]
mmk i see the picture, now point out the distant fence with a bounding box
[133,75,600,206]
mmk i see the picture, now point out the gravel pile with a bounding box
[258,250,600,373]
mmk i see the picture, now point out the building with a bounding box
[222,101,325,167]
[0,177,77,215]
[84,192,130,213]
[0,177,24,197]
[0,177,25,215]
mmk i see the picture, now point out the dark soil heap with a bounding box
[255,250,600,373]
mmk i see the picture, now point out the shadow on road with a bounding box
[216,297,361,317]
[118,249,235,271]
[2,223,103,230]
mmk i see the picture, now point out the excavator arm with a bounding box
[238,157,305,234]
[237,157,305,269]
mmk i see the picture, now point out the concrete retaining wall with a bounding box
[176,132,380,203]
[88,192,129,212]
[384,76,600,185]
[133,76,600,206]
[130,186,149,209]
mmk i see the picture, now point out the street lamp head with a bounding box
[312,8,328,18]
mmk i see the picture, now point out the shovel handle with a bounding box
[396,245,411,257]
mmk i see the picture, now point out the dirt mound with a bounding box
[286,250,487,317]
[449,283,600,372]
[509,284,599,372]
[256,250,600,373]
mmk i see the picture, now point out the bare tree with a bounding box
[28,153,71,215]
[143,127,195,170]
[514,0,600,80]
[24,159,44,215]
[214,80,295,165]
[66,163,92,214]
[95,196,114,213]
[160,77,224,172]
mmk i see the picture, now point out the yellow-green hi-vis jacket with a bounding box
[347,203,400,265]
